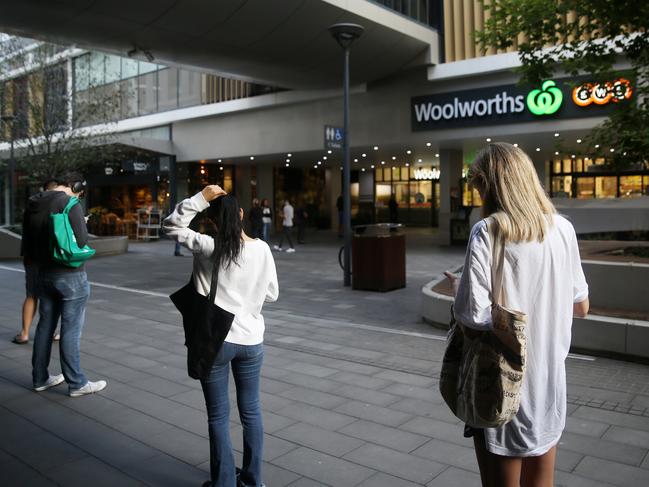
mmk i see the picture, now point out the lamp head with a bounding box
[328,23,365,49]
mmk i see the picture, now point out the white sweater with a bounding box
[163,192,279,345]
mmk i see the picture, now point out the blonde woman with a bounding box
[445,143,589,487]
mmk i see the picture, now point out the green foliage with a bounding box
[475,0,649,166]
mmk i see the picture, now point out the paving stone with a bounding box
[344,443,446,484]
[261,463,301,486]
[338,419,429,453]
[332,384,401,407]
[272,447,375,487]
[558,432,648,466]
[119,453,207,487]
[286,477,329,486]
[356,472,423,487]
[382,383,439,402]
[146,427,209,466]
[2,453,59,487]
[333,400,412,427]
[278,386,348,409]
[273,422,365,457]
[280,362,339,378]
[574,455,649,485]
[411,438,478,473]
[426,466,481,487]
[374,369,436,387]
[273,403,356,431]
[556,448,584,473]
[554,470,618,487]
[573,406,649,432]
[46,457,145,487]
[603,425,649,449]
[328,371,393,390]
[564,416,611,438]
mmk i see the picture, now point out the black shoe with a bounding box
[174,252,184,257]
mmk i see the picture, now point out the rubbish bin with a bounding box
[352,223,406,292]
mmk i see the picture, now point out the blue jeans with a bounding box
[262,222,271,242]
[32,271,89,390]
[201,342,264,487]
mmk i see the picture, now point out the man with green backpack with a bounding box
[22,173,107,397]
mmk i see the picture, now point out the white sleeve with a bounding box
[162,192,215,258]
[570,226,589,303]
[453,221,493,330]
[264,246,279,303]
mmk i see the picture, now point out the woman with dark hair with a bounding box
[163,185,279,487]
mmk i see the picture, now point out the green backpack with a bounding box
[51,197,96,267]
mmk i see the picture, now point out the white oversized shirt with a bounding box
[454,215,588,456]
[163,192,279,345]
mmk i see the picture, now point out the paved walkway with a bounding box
[1,231,649,486]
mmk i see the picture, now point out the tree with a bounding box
[475,0,649,168]
[0,36,124,183]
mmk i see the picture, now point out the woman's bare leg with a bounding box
[473,430,522,487]
[19,296,37,340]
[521,446,556,487]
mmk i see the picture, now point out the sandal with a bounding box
[12,334,28,345]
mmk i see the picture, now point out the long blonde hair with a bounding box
[470,143,555,242]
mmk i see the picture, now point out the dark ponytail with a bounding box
[207,195,243,269]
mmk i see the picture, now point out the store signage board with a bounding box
[411,77,631,131]
[414,168,440,180]
[324,125,344,150]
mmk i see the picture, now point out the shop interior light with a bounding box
[286,163,290,167]
[373,146,378,150]
[595,144,600,148]
[286,158,290,162]
[362,153,367,157]
[219,166,224,170]
[323,156,328,160]
[371,165,375,169]
[554,133,560,137]
[426,142,432,147]
[417,158,423,163]
[577,139,582,143]
[406,150,412,154]
[354,158,358,162]
[435,153,439,158]
[362,168,366,172]
[391,156,396,160]
[486,137,492,142]
[610,148,615,152]
[623,151,627,156]
[218,159,222,162]
[200,168,205,175]
[313,165,317,169]
[328,150,332,154]
[318,161,322,165]
[250,156,255,160]
[536,147,541,152]
[287,153,292,157]
[405,163,410,167]
[513,143,519,147]
[555,151,559,155]
[381,161,385,165]
[585,157,589,160]
[571,154,576,158]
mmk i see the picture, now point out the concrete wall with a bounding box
[583,260,649,313]
[554,197,649,234]
[0,229,21,259]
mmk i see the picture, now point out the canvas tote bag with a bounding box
[439,217,527,428]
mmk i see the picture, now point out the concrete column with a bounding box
[255,164,274,205]
[235,165,253,217]
[325,167,342,232]
[438,149,464,245]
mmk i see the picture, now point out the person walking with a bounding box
[295,203,308,244]
[273,200,295,253]
[22,173,107,397]
[248,198,264,239]
[444,143,589,487]
[163,185,279,487]
[13,179,61,345]
[388,194,398,223]
[261,199,272,242]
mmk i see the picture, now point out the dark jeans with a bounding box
[278,226,294,249]
[32,271,89,390]
[201,342,264,487]
[250,222,263,240]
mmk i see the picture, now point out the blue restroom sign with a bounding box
[324,125,344,150]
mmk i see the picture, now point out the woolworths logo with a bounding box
[413,81,565,124]
[526,80,563,115]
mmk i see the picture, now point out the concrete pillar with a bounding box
[438,149,464,245]
[255,164,274,205]
[325,167,342,232]
[235,165,253,217]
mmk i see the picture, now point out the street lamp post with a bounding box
[328,23,364,287]
[1,114,16,226]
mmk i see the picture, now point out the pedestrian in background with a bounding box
[295,202,308,244]
[261,199,272,242]
[389,194,398,223]
[444,143,589,487]
[274,199,295,253]
[13,179,61,345]
[22,173,106,397]
[163,185,278,487]
[248,198,264,239]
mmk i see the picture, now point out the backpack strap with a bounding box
[62,197,79,214]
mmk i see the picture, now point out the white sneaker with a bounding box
[286,248,296,253]
[273,245,282,251]
[69,380,107,397]
[34,374,65,392]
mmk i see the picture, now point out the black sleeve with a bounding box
[68,202,89,247]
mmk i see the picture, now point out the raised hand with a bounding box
[201,185,227,202]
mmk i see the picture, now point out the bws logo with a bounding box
[526,80,563,115]
[572,78,632,107]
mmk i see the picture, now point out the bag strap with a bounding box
[63,197,79,215]
[488,217,506,306]
[208,253,220,303]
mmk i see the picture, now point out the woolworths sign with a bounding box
[411,78,620,131]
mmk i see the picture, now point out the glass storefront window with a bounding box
[393,182,408,208]
[104,54,121,83]
[645,176,649,196]
[376,183,392,208]
[620,176,642,198]
[595,176,617,198]
[400,167,409,181]
[576,177,595,199]
[375,169,383,182]
[552,176,572,197]
[562,159,572,173]
[553,160,562,173]
[409,181,432,207]
[178,70,201,108]
[574,158,583,172]
[138,61,158,75]
[119,78,138,119]
[89,52,105,87]
[383,168,391,181]
[74,54,90,92]
[121,58,138,79]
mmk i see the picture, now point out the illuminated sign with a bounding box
[414,168,440,180]
[526,80,563,115]
[572,78,632,107]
